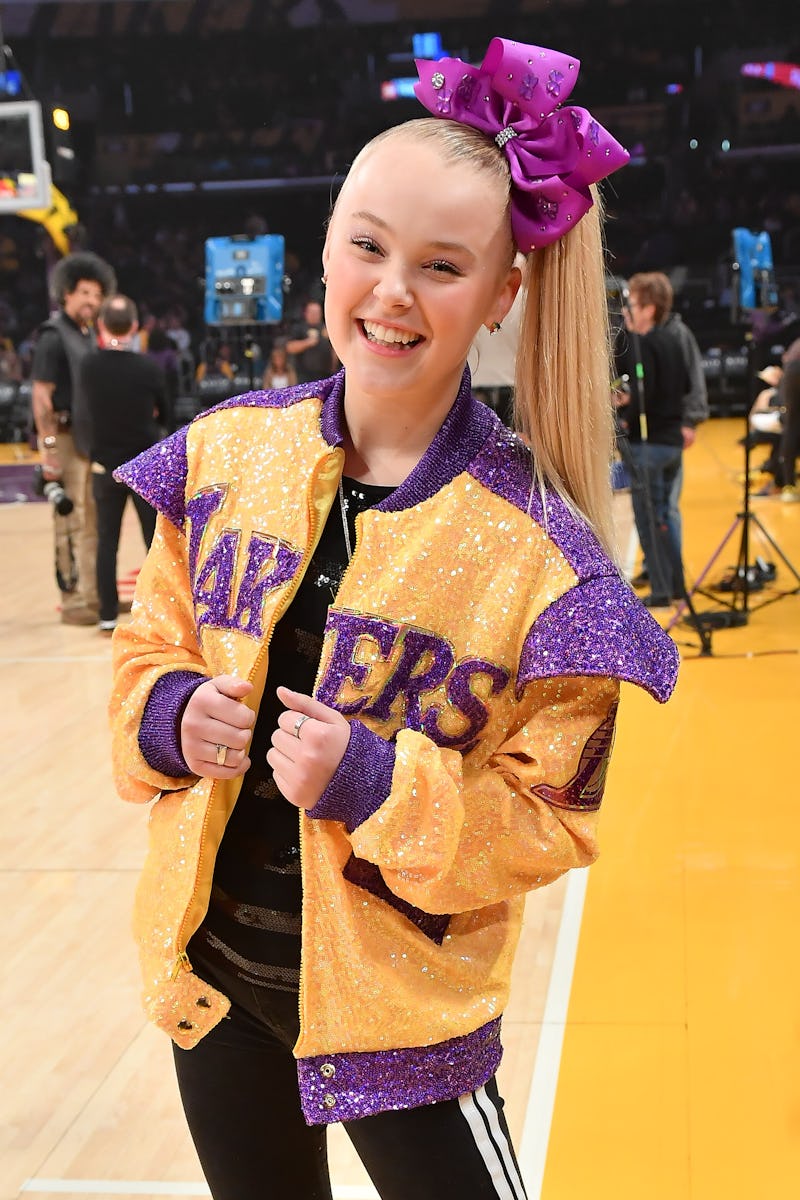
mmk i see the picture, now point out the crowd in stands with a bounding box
[1,0,799,416]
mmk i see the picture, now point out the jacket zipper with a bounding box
[294,483,364,1052]
[170,448,344,987]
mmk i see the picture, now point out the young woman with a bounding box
[261,340,298,389]
[110,37,678,1200]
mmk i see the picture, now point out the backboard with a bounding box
[0,100,52,213]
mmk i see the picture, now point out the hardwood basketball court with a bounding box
[1,416,797,1199]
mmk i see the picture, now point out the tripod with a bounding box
[667,337,800,636]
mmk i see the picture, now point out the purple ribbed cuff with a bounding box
[138,670,208,778]
[298,1017,502,1125]
[307,720,395,832]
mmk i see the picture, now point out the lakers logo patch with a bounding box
[532,701,618,811]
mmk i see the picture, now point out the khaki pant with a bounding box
[54,429,98,612]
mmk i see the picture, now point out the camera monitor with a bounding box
[0,100,52,213]
[204,235,285,326]
[731,227,778,312]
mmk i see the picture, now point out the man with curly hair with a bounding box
[32,251,116,624]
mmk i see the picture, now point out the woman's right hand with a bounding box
[180,675,255,778]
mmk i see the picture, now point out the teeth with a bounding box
[363,320,420,346]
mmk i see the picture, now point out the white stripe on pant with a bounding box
[458,1086,529,1199]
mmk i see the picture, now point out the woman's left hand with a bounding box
[267,686,351,810]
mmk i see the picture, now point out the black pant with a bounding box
[92,468,156,621]
[173,948,527,1200]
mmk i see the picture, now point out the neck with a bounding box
[341,369,463,485]
[64,311,89,334]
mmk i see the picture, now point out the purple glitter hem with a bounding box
[298,1017,502,1125]
[519,575,679,702]
[308,720,395,832]
[138,670,209,777]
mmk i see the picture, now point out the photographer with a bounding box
[31,252,116,625]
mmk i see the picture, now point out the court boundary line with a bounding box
[21,1181,377,1199]
[519,867,589,1198]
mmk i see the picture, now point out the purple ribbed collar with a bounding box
[319,365,496,513]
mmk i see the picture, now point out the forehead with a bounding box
[337,138,509,247]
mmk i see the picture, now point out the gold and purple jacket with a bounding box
[111,369,678,1125]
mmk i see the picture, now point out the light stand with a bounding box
[667,232,800,636]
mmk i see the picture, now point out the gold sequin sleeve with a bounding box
[109,512,209,804]
[348,674,620,913]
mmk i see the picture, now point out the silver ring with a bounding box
[215,743,228,766]
[293,714,311,739]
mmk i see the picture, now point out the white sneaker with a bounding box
[98,619,117,634]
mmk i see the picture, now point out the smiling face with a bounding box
[322,127,520,413]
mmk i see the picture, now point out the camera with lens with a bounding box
[33,464,74,515]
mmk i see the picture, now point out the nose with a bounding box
[373,261,413,309]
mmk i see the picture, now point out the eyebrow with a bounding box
[349,210,476,260]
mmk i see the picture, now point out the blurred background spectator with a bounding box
[0,0,798,441]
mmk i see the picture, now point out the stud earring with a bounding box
[489,321,502,335]
[321,273,328,286]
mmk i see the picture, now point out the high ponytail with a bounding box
[513,188,617,561]
[336,120,617,558]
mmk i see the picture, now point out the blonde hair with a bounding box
[339,119,616,559]
[515,191,616,558]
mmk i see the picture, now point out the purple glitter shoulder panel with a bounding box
[298,1017,502,1125]
[468,427,610,582]
[519,575,679,702]
[113,377,343,529]
[114,427,189,531]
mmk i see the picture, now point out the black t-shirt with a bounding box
[80,348,166,469]
[189,477,395,993]
[31,318,92,415]
[290,320,332,384]
[616,324,688,447]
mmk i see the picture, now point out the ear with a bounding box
[486,263,523,331]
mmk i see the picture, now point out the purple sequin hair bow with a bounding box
[414,37,629,253]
